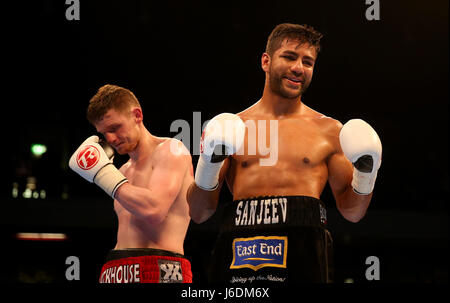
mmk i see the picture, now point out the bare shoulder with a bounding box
[236,99,262,120]
[304,105,342,136]
[153,137,191,163]
[303,105,343,154]
[317,115,342,137]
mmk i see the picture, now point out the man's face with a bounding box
[94,108,139,155]
[265,39,317,99]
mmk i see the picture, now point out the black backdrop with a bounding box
[1,0,448,285]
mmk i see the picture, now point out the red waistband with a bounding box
[99,253,192,283]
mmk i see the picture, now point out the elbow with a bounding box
[190,216,203,224]
[188,204,216,224]
[186,187,210,224]
[188,209,200,223]
[337,206,366,223]
[188,207,207,224]
[143,193,179,224]
[143,207,167,225]
[343,214,363,223]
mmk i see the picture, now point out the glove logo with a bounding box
[76,145,100,170]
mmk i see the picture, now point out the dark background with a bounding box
[1,0,448,284]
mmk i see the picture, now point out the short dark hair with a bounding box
[87,84,141,125]
[265,23,323,57]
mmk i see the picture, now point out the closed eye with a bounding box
[108,124,121,133]
[282,55,296,61]
[303,60,314,67]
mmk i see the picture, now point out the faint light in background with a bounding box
[344,278,354,283]
[31,143,47,158]
[16,232,68,241]
[61,184,69,200]
[12,182,19,198]
[16,176,47,199]
[23,188,32,199]
[22,177,36,199]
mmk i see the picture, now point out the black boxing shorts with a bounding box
[208,196,333,283]
[99,248,192,283]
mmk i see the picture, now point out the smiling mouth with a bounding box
[284,76,304,86]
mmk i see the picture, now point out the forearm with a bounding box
[335,185,372,223]
[187,182,220,223]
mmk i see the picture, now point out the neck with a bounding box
[128,126,156,162]
[260,83,303,117]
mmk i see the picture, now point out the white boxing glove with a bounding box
[195,113,246,190]
[339,119,382,195]
[69,135,128,198]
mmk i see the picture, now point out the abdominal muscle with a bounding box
[114,201,187,255]
[228,156,329,201]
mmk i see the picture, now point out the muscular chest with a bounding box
[122,161,153,188]
[235,118,333,169]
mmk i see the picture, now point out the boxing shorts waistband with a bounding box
[221,195,328,233]
[99,248,192,283]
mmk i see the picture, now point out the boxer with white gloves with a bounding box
[187,23,383,283]
[69,84,194,283]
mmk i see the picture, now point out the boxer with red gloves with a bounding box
[187,23,382,283]
[69,84,194,283]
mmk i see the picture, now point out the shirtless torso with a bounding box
[114,138,193,254]
[226,101,343,201]
[94,107,193,255]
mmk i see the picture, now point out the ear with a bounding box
[261,53,270,72]
[131,107,143,123]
